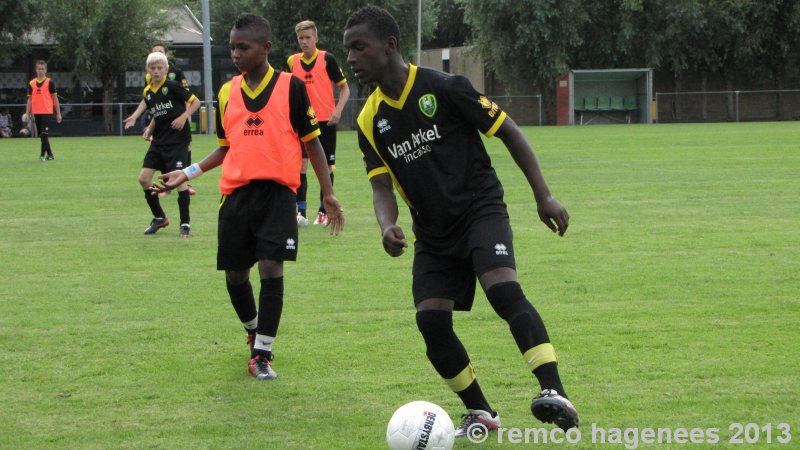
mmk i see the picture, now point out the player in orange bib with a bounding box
[158,15,344,381]
[25,60,62,161]
[288,20,350,227]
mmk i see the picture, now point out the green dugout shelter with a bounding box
[557,69,653,125]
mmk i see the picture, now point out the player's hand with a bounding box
[123,116,136,129]
[156,170,188,191]
[142,127,153,142]
[328,111,341,126]
[171,114,187,130]
[537,196,569,236]
[322,195,345,236]
[381,225,408,257]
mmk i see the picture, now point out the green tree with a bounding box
[0,0,39,64]
[425,0,470,48]
[41,0,176,131]
[460,0,588,123]
[208,0,437,80]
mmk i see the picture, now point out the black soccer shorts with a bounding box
[301,121,336,166]
[142,142,190,174]
[217,180,298,271]
[412,214,516,311]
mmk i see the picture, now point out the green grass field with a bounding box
[1,122,798,449]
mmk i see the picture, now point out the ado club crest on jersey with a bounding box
[419,94,437,118]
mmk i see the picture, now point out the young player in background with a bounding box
[138,51,200,237]
[124,43,197,196]
[288,20,350,226]
[25,60,62,160]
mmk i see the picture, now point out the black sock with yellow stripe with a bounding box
[487,281,567,398]
[416,310,494,413]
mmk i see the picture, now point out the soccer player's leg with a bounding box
[314,122,335,225]
[413,252,501,438]
[170,143,191,237]
[296,145,309,227]
[225,269,258,352]
[247,182,298,380]
[218,188,267,377]
[34,115,51,159]
[473,218,579,430]
[138,157,168,234]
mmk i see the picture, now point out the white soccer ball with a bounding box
[386,401,455,450]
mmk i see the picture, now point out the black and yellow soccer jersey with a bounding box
[356,64,509,245]
[143,78,196,145]
[215,65,320,147]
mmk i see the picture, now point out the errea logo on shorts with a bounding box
[286,238,296,250]
[494,243,509,256]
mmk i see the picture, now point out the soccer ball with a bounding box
[386,401,454,450]
[19,128,30,137]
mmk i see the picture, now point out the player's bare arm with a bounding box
[495,116,569,236]
[370,173,407,257]
[328,82,350,126]
[53,95,62,123]
[305,138,345,235]
[123,100,148,129]
[142,118,155,141]
[171,96,201,130]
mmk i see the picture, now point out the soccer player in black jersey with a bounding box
[124,43,191,130]
[344,5,579,436]
[124,43,198,197]
[139,51,200,237]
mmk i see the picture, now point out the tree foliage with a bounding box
[0,0,39,64]
[41,0,177,130]
[206,0,437,72]
[457,0,800,122]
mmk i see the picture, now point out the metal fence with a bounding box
[0,101,217,137]
[339,94,543,130]
[1,94,543,138]
[655,89,800,123]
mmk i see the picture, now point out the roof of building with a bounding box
[26,5,205,47]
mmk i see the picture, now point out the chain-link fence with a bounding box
[15,89,800,136]
[0,101,217,137]
[338,94,543,130]
[655,90,800,123]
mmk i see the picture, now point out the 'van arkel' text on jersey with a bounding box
[386,124,442,163]
[150,99,175,119]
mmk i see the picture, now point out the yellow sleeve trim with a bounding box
[523,343,558,371]
[485,111,507,137]
[367,166,389,180]
[300,128,322,143]
[187,94,197,103]
[445,363,476,393]
[218,138,230,146]
[336,79,348,87]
